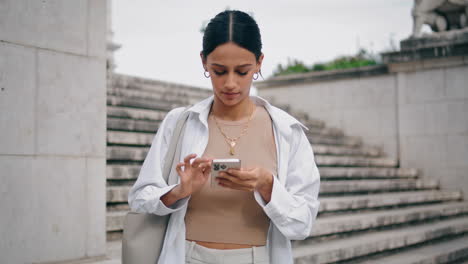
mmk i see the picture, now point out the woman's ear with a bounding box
[256,53,264,72]
[200,52,207,70]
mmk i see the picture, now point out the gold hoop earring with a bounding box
[253,72,259,80]
[204,70,210,78]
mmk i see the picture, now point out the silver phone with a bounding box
[211,158,241,188]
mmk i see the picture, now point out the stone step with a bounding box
[319,190,463,213]
[107,95,184,112]
[308,134,362,147]
[93,231,468,264]
[111,74,212,99]
[107,203,130,213]
[107,105,167,122]
[107,86,203,106]
[307,127,344,137]
[107,186,129,203]
[319,167,419,179]
[356,234,468,264]
[319,178,439,195]
[312,201,468,237]
[312,144,382,157]
[107,94,327,132]
[107,117,160,133]
[105,200,468,234]
[107,164,140,180]
[106,130,380,156]
[107,146,147,162]
[106,179,439,203]
[106,107,346,137]
[315,155,398,167]
[106,116,332,135]
[106,145,390,164]
[107,131,154,146]
[106,165,416,182]
[107,93,329,131]
[292,215,468,264]
[263,102,326,129]
[107,211,126,232]
[106,143,388,162]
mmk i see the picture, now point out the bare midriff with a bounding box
[186,239,260,249]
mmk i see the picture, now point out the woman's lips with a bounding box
[223,92,240,99]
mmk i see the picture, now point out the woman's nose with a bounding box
[224,72,237,89]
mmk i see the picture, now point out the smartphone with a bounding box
[211,158,241,188]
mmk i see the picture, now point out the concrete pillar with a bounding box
[0,0,107,263]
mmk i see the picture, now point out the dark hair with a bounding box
[201,10,262,61]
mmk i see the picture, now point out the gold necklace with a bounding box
[211,103,256,155]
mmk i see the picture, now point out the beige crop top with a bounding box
[184,104,278,245]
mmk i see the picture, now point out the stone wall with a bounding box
[397,64,468,196]
[0,1,108,263]
[257,61,468,195]
[257,66,400,160]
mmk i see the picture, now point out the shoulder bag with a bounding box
[122,106,192,264]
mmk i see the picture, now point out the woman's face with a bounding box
[202,42,263,107]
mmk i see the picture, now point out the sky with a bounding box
[111,0,417,90]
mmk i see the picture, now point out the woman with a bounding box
[128,10,321,264]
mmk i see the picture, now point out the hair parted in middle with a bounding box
[201,10,263,62]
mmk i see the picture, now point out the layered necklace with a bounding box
[211,102,256,155]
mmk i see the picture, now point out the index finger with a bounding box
[192,157,210,168]
[184,153,197,165]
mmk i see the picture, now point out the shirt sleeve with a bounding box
[127,107,191,216]
[254,125,321,240]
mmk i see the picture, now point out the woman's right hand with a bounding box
[172,153,212,199]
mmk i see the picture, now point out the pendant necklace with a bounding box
[212,103,256,155]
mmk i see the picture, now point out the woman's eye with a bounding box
[214,71,226,75]
[213,70,248,76]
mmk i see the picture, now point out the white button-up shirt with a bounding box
[128,95,321,264]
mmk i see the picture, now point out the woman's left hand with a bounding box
[216,167,274,202]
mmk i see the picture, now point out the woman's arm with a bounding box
[160,186,186,207]
[253,125,321,240]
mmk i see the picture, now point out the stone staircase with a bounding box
[104,73,468,263]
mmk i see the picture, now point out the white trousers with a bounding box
[184,240,270,264]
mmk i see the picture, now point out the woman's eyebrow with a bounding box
[211,63,253,68]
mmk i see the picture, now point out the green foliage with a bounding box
[272,48,380,77]
[274,59,310,76]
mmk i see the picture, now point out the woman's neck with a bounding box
[211,97,255,121]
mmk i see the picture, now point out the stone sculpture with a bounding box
[412,0,468,37]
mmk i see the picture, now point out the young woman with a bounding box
[128,10,321,264]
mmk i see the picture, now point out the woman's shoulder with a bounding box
[166,106,187,119]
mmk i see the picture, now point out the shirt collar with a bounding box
[186,94,309,131]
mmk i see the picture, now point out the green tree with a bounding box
[272,48,380,77]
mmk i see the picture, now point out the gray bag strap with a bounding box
[162,106,192,185]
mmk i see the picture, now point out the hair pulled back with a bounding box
[202,10,262,61]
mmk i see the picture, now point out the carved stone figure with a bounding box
[412,0,468,37]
